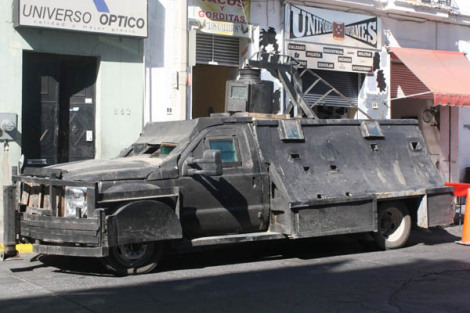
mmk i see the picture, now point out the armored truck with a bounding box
[2,114,454,275]
[2,59,454,275]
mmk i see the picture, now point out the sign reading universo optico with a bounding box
[14,0,147,37]
[286,5,382,73]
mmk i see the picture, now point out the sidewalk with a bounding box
[0,225,33,254]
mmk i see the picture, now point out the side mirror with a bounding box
[185,149,223,176]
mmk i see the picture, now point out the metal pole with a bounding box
[449,106,452,182]
[1,185,18,261]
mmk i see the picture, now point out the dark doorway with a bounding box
[192,65,238,118]
[22,52,97,166]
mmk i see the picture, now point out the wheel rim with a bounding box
[379,207,405,242]
[113,243,154,267]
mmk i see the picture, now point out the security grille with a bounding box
[302,69,360,107]
[196,33,240,67]
[391,62,432,100]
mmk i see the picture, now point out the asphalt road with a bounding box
[0,225,469,313]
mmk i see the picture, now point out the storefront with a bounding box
[2,0,147,166]
[188,0,253,118]
[389,47,470,181]
[284,4,383,119]
[0,0,147,223]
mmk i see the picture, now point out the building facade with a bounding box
[3,0,470,227]
[0,0,147,225]
[145,0,470,184]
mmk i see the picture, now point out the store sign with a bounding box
[14,0,147,37]
[286,5,381,73]
[189,0,252,38]
[287,5,381,49]
[287,42,377,73]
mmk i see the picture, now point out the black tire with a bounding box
[374,202,411,250]
[102,241,162,276]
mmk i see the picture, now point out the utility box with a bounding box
[0,113,18,141]
[225,69,274,114]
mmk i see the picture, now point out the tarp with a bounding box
[390,47,470,106]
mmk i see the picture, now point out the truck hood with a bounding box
[23,156,169,182]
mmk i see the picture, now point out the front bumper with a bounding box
[33,244,108,257]
[3,178,108,258]
[19,213,107,257]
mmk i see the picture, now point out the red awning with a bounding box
[390,47,470,106]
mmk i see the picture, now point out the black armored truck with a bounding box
[2,61,454,275]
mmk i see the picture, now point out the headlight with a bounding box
[65,187,88,218]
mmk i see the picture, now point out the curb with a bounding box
[0,243,34,254]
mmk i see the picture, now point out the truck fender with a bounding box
[107,200,182,246]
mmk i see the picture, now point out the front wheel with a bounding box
[374,202,411,250]
[102,241,162,276]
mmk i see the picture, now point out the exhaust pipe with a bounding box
[1,185,19,261]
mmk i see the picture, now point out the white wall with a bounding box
[381,17,470,50]
[438,106,461,182]
[454,0,470,16]
[458,107,470,182]
[250,0,283,32]
[145,0,188,122]
[249,0,285,112]
[358,50,390,119]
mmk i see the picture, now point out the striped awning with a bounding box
[390,47,470,106]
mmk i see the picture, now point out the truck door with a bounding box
[179,125,268,238]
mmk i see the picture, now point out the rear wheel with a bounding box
[374,202,411,250]
[102,241,162,276]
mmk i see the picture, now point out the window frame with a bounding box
[204,136,242,168]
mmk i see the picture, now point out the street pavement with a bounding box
[0,224,469,313]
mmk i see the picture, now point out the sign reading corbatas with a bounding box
[287,5,381,49]
[14,0,148,38]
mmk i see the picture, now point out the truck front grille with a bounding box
[20,182,66,216]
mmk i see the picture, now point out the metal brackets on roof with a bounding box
[249,53,372,119]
